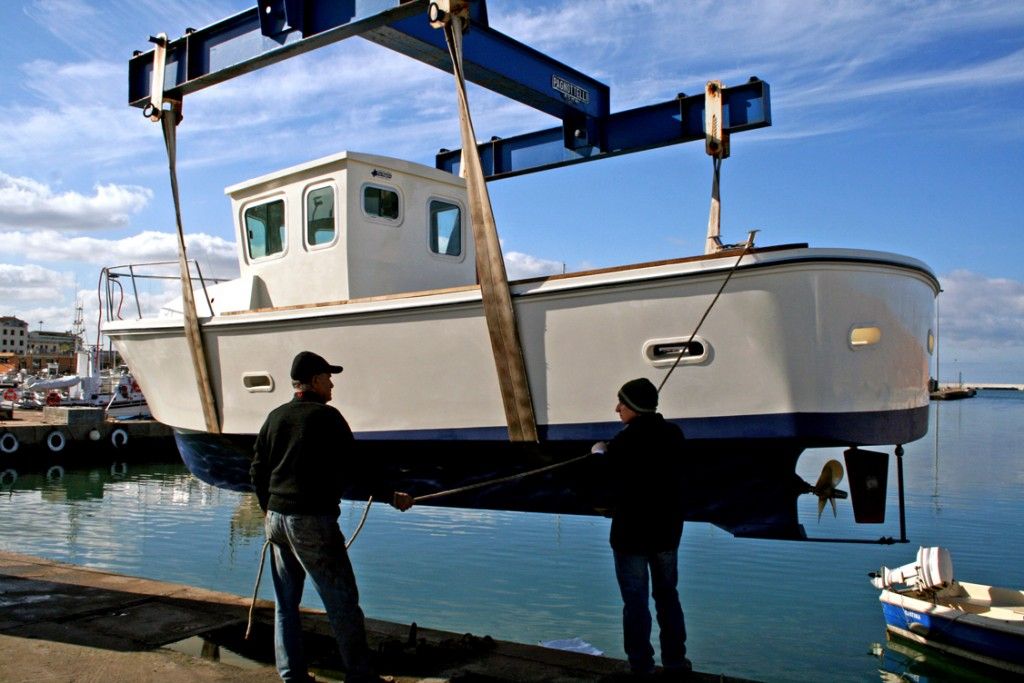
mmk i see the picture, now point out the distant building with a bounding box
[26,330,80,374]
[0,316,29,355]
[27,330,78,356]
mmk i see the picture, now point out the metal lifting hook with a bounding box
[142,33,183,124]
[428,1,469,29]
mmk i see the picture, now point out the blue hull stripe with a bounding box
[356,406,929,446]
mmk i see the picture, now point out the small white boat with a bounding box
[22,375,82,392]
[872,547,1024,675]
[58,355,151,418]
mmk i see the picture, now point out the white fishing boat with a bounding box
[872,547,1024,675]
[102,151,938,538]
[106,1,939,539]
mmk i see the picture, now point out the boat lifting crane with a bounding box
[123,1,918,544]
[130,0,771,441]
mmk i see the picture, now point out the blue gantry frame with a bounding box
[128,0,770,180]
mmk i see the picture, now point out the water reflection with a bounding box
[877,634,1016,682]
[1,391,1023,682]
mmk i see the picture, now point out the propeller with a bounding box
[811,459,849,520]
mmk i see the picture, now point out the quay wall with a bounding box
[0,407,177,473]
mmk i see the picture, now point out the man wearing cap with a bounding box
[592,377,691,678]
[251,351,384,683]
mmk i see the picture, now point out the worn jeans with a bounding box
[613,548,689,674]
[265,511,375,683]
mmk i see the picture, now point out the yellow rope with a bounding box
[656,241,751,394]
[409,453,592,505]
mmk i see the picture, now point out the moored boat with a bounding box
[872,547,1024,675]
[106,0,944,542]
[102,151,938,539]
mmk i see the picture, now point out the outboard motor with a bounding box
[870,546,954,590]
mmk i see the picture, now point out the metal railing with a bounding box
[100,260,224,322]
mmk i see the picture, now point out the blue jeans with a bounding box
[265,511,375,683]
[613,548,689,674]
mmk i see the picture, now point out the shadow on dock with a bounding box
[0,551,755,682]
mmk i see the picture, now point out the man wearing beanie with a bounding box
[592,377,690,678]
[252,351,393,683]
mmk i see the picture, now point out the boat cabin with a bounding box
[212,151,473,312]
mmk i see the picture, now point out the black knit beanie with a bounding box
[618,378,658,413]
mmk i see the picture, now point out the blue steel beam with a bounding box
[359,16,609,146]
[129,1,424,107]
[128,0,608,143]
[435,79,772,180]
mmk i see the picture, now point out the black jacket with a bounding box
[606,412,686,554]
[251,392,356,516]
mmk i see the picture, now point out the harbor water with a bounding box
[2,390,1022,682]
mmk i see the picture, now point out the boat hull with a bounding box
[174,428,810,539]
[880,587,1024,674]
[106,246,938,538]
[106,247,937,444]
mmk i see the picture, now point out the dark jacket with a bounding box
[251,392,356,517]
[606,412,686,554]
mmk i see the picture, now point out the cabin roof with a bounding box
[223,150,465,197]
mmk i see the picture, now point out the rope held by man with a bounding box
[245,496,374,640]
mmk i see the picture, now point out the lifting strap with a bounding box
[148,34,221,434]
[704,80,730,255]
[440,13,538,442]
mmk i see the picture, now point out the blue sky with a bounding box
[1,0,1022,382]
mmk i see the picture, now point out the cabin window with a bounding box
[363,185,400,220]
[850,325,882,348]
[245,199,286,259]
[306,186,335,246]
[429,200,462,257]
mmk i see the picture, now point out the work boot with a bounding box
[660,661,694,681]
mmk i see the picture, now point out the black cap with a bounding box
[290,351,343,383]
[618,378,658,413]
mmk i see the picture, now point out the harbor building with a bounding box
[0,316,29,355]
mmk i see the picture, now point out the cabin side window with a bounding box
[245,199,286,259]
[306,186,336,247]
[429,200,462,257]
[363,185,400,221]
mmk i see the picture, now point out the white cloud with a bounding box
[6,0,1021,183]
[0,172,152,231]
[504,250,564,280]
[0,263,75,304]
[3,229,239,279]
[939,270,1024,348]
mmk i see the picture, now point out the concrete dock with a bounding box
[0,407,175,470]
[0,551,756,682]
